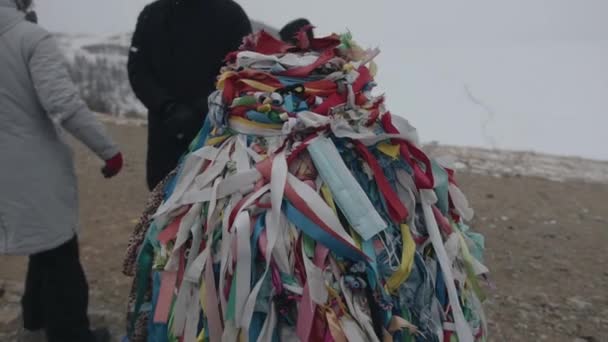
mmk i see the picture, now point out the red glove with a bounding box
[102,152,123,178]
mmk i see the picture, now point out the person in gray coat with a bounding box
[0,0,122,341]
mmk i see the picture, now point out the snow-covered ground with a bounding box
[56,32,146,117]
[426,144,608,184]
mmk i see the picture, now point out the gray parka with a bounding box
[0,0,119,255]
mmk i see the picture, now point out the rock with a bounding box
[4,292,21,304]
[0,306,19,329]
[518,302,534,311]
[574,337,598,342]
[532,293,550,303]
[4,281,23,294]
[518,309,529,319]
[515,322,528,330]
[568,297,592,311]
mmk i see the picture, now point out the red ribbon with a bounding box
[381,113,434,189]
[279,48,336,78]
[354,141,409,222]
[312,66,373,115]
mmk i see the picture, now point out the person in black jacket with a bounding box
[128,0,252,190]
[279,18,314,44]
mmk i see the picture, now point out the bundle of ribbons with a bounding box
[123,30,489,342]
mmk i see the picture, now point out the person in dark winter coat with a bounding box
[128,0,252,191]
[279,18,314,44]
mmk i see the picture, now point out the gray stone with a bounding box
[0,306,19,329]
[568,297,592,310]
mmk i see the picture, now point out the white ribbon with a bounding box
[234,211,253,324]
[449,184,474,221]
[420,189,474,342]
[301,247,329,305]
[154,142,231,219]
[340,278,380,342]
[239,151,287,330]
[165,203,202,272]
[340,316,369,342]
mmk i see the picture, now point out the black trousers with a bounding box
[21,236,95,342]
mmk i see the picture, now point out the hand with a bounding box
[163,103,202,141]
[102,152,123,178]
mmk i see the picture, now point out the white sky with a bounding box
[34,0,608,160]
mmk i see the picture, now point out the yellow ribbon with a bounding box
[216,71,237,90]
[343,63,355,72]
[321,184,362,248]
[257,103,272,113]
[377,142,401,159]
[206,135,230,146]
[216,71,279,93]
[229,116,283,130]
[240,79,278,93]
[382,315,419,342]
[457,230,486,301]
[369,61,379,78]
[326,308,348,342]
[385,224,416,293]
[320,184,337,213]
[195,279,207,341]
[305,87,331,94]
[326,286,349,315]
[197,328,206,342]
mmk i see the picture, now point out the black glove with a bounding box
[162,103,201,141]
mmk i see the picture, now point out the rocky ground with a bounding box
[1,123,607,341]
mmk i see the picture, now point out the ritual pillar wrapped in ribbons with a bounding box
[123,29,489,342]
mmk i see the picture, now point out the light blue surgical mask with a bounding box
[307,136,387,241]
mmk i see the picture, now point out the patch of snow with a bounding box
[425,145,608,184]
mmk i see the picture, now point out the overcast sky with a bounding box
[34,0,608,159]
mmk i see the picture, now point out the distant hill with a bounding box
[56,20,278,118]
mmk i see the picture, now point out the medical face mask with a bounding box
[307,136,386,240]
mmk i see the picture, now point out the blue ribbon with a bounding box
[282,201,368,262]
[246,110,274,124]
[147,271,169,341]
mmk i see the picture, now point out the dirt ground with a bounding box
[1,123,607,341]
